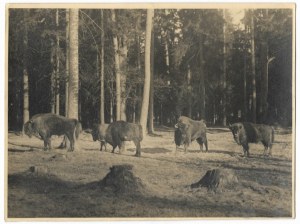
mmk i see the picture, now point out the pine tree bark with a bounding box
[55,9,60,115]
[140,9,154,136]
[199,34,205,120]
[50,39,55,114]
[68,8,79,119]
[23,9,30,123]
[187,64,192,118]
[222,9,227,126]
[111,9,121,121]
[251,10,257,123]
[148,30,155,133]
[65,9,70,117]
[100,9,105,124]
[119,36,128,121]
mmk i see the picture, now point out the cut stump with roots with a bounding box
[191,169,238,191]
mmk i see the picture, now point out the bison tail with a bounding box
[75,121,82,139]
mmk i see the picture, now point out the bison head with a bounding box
[175,122,190,145]
[90,125,99,142]
[229,123,243,145]
[23,120,34,138]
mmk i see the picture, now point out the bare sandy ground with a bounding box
[6,126,293,218]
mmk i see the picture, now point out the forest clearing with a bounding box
[7,126,293,218]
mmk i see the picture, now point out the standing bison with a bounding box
[91,123,110,151]
[102,121,143,157]
[229,122,274,157]
[174,116,208,153]
[23,113,82,151]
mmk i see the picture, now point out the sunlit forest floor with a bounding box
[7,126,293,218]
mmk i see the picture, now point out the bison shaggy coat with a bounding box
[91,123,110,151]
[229,122,274,157]
[104,121,143,157]
[175,116,208,153]
[23,113,82,151]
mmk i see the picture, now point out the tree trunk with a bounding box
[135,17,142,123]
[148,30,155,133]
[140,9,154,136]
[65,9,70,117]
[111,9,121,121]
[50,39,55,114]
[222,9,227,126]
[119,36,128,121]
[243,54,247,120]
[68,8,79,119]
[199,35,205,120]
[100,9,105,124]
[187,64,192,118]
[251,10,256,123]
[55,9,60,115]
[260,9,269,122]
[23,10,30,123]
[164,10,170,76]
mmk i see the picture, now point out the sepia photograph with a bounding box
[5,2,295,220]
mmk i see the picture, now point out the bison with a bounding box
[174,116,208,153]
[91,123,110,151]
[229,122,274,157]
[104,121,143,157]
[23,113,82,151]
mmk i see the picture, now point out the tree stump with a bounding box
[191,169,238,191]
[100,164,143,194]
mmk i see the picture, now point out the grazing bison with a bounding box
[104,121,143,157]
[23,113,82,151]
[229,122,274,157]
[91,123,110,151]
[174,116,208,153]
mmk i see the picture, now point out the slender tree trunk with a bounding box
[55,9,60,115]
[199,35,205,120]
[243,54,247,120]
[251,9,256,123]
[148,30,155,133]
[135,17,142,123]
[164,10,170,76]
[68,8,79,119]
[222,9,227,126]
[187,64,192,118]
[111,10,121,121]
[23,9,30,123]
[119,36,128,121]
[100,9,105,124]
[140,9,154,136]
[50,39,55,114]
[260,9,269,122]
[65,9,70,117]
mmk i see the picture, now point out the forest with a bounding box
[8,8,293,133]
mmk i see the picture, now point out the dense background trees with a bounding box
[8,8,293,132]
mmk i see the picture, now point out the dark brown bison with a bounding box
[91,123,110,151]
[23,113,82,151]
[104,121,143,157]
[229,122,274,157]
[175,116,208,153]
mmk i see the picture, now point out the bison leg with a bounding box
[241,143,250,157]
[204,139,208,152]
[44,137,51,151]
[66,133,75,152]
[100,141,105,151]
[134,141,141,157]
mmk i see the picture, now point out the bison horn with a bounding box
[175,123,178,128]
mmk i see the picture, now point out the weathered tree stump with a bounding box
[101,164,143,194]
[191,169,238,191]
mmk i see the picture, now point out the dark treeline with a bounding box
[8,8,293,131]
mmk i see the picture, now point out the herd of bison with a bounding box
[23,113,274,158]
[8,112,293,218]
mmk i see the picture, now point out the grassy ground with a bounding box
[6,126,293,218]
